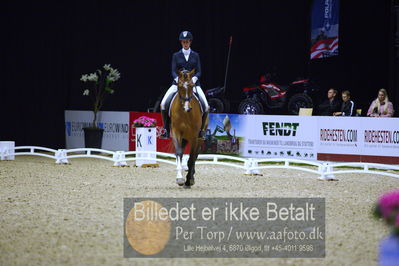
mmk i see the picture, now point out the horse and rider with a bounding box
[160,31,209,187]
[160,31,209,139]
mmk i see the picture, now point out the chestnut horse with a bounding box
[170,69,206,187]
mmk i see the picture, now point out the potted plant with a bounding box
[132,116,157,128]
[80,64,121,148]
[373,189,399,264]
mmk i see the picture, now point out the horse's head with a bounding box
[177,69,196,112]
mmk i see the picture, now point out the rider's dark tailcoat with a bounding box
[171,50,201,86]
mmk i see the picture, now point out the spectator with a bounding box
[333,90,355,116]
[367,88,394,117]
[318,88,340,116]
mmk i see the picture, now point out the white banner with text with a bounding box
[65,110,399,163]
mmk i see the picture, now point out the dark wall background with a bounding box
[0,0,397,148]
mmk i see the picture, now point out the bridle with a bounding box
[178,79,194,102]
[178,78,194,111]
[179,94,193,102]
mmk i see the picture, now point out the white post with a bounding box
[245,158,253,175]
[0,141,15,160]
[318,162,337,181]
[135,127,157,167]
[55,149,69,164]
[113,151,128,167]
[251,159,262,175]
[245,159,262,175]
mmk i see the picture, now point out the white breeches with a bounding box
[160,84,209,111]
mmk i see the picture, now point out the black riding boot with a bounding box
[160,110,170,139]
[199,111,209,139]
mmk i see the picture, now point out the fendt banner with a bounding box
[65,111,399,163]
[241,115,318,161]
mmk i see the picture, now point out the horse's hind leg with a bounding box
[185,140,199,187]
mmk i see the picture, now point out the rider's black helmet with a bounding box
[179,31,193,41]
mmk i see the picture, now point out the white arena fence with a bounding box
[1,146,399,180]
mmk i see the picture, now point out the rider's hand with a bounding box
[174,77,178,83]
[191,76,198,84]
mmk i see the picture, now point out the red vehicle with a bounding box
[238,73,321,115]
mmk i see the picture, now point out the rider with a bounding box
[160,31,209,139]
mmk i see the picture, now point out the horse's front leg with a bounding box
[173,137,185,186]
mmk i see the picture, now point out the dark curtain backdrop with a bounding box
[0,0,395,148]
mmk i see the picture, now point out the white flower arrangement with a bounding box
[80,64,121,128]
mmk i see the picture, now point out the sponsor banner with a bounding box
[65,111,399,163]
[317,117,361,161]
[204,114,244,155]
[317,117,399,163]
[360,117,399,163]
[242,115,318,160]
[128,113,243,154]
[310,0,339,59]
[65,110,129,151]
[124,198,325,258]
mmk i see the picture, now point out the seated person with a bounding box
[367,88,394,117]
[333,90,355,116]
[318,88,340,116]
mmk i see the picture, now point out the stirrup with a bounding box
[198,110,209,140]
[160,109,170,139]
[160,128,170,139]
[198,129,206,139]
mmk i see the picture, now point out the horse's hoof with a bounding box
[185,178,195,187]
[176,178,185,186]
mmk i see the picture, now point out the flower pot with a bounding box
[83,127,104,149]
[379,233,399,265]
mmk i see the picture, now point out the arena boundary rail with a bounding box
[1,146,399,180]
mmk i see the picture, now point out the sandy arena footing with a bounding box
[0,156,398,265]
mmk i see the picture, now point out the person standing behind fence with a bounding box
[333,90,355,116]
[367,88,394,117]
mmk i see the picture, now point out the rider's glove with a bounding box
[191,76,198,84]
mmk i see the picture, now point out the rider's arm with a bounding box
[194,52,201,80]
[191,53,201,84]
